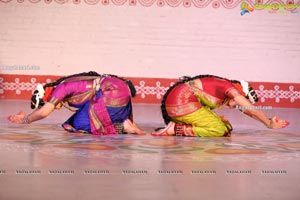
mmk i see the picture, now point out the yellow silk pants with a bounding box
[173,106,232,137]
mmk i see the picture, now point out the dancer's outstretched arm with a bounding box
[233,95,289,129]
[8,102,55,124]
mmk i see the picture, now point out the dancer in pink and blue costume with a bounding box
[8,71,145,135]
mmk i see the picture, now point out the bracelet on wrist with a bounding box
[23,115,31,124]
[267,118,274,129]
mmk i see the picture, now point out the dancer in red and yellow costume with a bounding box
[152,75,289,137]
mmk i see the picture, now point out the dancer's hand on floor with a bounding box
[268,116,290,129]
[8,111,26,124]
[123,119,147,135]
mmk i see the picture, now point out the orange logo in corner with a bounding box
[241,2,254,16]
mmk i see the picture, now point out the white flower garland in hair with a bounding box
[240,80,250,95]
[32,84,45,109]
[240,80,257,104]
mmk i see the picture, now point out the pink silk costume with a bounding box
[165,77,241,137]
[48,76,132,135]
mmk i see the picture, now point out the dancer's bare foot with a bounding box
[123,119,147,135]
[151,121,175,136]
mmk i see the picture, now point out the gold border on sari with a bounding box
[166,102,202,117]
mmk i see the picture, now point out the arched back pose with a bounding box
[152,75,289,137]
[8,71,146,135]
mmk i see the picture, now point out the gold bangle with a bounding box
[23,115,30,124]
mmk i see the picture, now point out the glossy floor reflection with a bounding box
[0,100,299,200]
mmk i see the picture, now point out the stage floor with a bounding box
[0,100,299,200]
